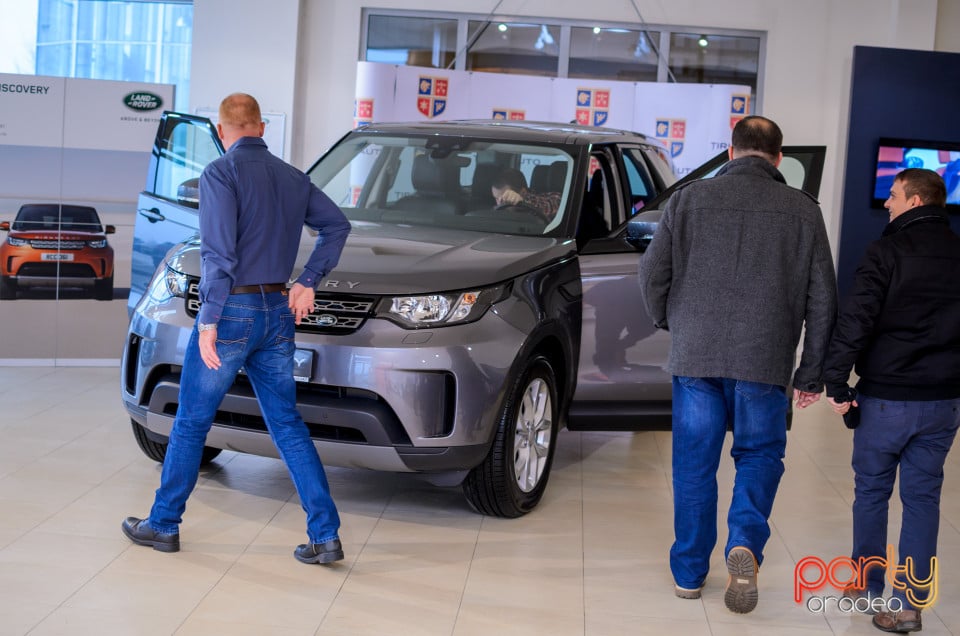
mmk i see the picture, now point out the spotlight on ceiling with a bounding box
[593,26,601,35]
[698,35,709,47]
[498,23,508,32]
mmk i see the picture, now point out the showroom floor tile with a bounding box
[1,366,959,635]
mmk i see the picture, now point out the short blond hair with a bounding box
[218,93,262,129]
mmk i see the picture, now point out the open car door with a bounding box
[570,145,827,431]
[128,112,223,316]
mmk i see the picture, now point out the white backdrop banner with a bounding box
[62,78,174,151]
[394,66,472,121]
[0,75,67,147]
[355,62,751,174]
[0,73,173,152]
[354,61,397,128]
[469,71,553,121]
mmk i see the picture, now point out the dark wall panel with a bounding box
[838,45,960,297]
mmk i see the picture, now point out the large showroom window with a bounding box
[361,10,765,111]
[465,20,561,77]
[366,14,457,69]
[668,32,762,94]
[1,0,192,112]
[568,26,660,82]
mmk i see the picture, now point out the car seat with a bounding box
[392,154,463,214]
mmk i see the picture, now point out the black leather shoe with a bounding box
[294,538,344,564]
[121,516,180,553]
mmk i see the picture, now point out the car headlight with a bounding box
[377,285,507,328]
[7,236,27,247]
[146,264,189,302]
[87,239,107,248]
[163,266,189,298]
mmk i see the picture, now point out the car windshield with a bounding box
[12,205,102,232]
[308,133,576,237]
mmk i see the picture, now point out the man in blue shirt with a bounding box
[123,93,352,564]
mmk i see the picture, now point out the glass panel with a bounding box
[621,148,661,213]
[466,20,560,77]
[668,32,760,96]
[366,15,457,68]
[153,121,221,201]
[309,133,576,237]
[34,0,193,111]
[569,27,659,81]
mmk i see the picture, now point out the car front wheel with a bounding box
[130,419,222,466]
[0,276,16,300]
[93,275,113,301]
[462,355,559,517]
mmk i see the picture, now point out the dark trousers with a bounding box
[852,396,960,610]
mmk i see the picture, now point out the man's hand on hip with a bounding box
[198,329,221,370]
[288,283,316,325]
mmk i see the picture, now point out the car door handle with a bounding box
[138,208,165,223]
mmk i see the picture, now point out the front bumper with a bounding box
[121,293,527,473]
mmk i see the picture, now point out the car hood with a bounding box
[168,223,577,295]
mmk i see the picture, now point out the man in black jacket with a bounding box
[825,168,960,633]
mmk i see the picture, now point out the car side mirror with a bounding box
[625,212,661,250]
[105,225,116,235]
[177,178,200,209]
[0,221,9,231]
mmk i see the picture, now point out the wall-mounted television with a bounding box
[872,137,960,211]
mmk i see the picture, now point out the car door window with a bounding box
[577,152,623,246]
[621,147,660,214]
[151,119,222,202]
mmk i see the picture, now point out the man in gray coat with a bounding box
[639,116,837,614]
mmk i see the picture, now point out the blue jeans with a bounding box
[852,396,960,610]
[670,376,788,590]
[149,291,341,544]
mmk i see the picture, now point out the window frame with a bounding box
[360,8,766,113]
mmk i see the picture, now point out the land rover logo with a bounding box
[123,92,162,111]
[317,314,338,327]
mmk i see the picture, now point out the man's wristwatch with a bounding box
[197,322,217,332]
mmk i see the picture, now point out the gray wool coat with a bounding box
[638,156,838,391]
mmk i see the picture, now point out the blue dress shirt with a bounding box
[197,136,351,325]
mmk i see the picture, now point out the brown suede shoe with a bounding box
[872,609,922,633]
[841,584,878,615]
[724,546,759,613]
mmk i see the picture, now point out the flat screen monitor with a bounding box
[873,137,960,211]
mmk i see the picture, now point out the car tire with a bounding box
[462,355,559,518]
[93,275,113,301]
[130,419,222,466]
[0,276,17,300]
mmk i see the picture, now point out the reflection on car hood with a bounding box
[168,223,577,295]
[7,230,105,240]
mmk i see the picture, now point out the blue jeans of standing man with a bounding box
[149,290,341,544]
[670,376,788,590]
[852,395,960,611]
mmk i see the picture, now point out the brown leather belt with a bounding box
[230,283,287,295]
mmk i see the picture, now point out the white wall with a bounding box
[190,0,302,160]
[191,0,942,251]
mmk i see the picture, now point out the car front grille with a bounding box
[19,262,96,277]
[184,279,376,335]
[30,240,86,249]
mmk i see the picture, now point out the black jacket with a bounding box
[824,205,960,400]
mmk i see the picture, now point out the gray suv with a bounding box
[122,114,825,517]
